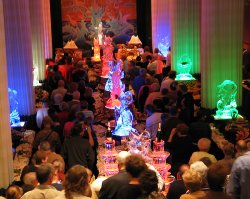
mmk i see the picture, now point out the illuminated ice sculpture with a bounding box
[92,37,101,62]
[101,36,114,77]
[112,91,137,137]
[215,80,238,119]
[8,88,21,125]
[175,55,195,80]
[105,60,125,109]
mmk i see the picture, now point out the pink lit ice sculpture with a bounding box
[102,36,114,77]
[105,60,125,109]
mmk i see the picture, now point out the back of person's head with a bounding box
[23,172,37,186]
[139,68,147,76]
[169,106,178,116]
[71,123,83,136]
[6,185,23,199]
[161,88,168,95]
[59,101,69,112]
[144,46,150,52]
[81,100,89,110]
[154,48,159,54]
[236,139,247,153]
[182,170,202,192]
[136,56,142,62]
[177,164,190,180]
[34,150,47,165]
[39,141,51,151]
[42,116,54,128]
[116,151,131,168]
[36,164,54,184]
[222,142,235,157]
[198,138,211,152]
[58,79,65,87]
[178,83,188,94]
[190,161,208,183]
[176,123,189,136]
[170,81,178,91]
[150,83,160,92]
[72,91,80,100]
[53,65,59,72]
[125,154,147,178]
[146,55,152,61]
[207,163,228,191]
[63,165,91,198]
[145,104,155,115]
[76,111,86,122]
[199,157,213,167]
[145,77,151,85]
[139,169,158,196]
[168,70,176,79]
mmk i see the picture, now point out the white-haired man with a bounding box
[99,151,131,199]
[189,138,217,165]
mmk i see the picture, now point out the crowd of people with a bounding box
[1,46,250,199]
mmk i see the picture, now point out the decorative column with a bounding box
[29,0,53,81]
[0,0,14,188]
[201,0,244,108]
[151,0,171,57]
[3,0,35,115]
[170,0,200,74]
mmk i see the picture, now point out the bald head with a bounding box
[236,140,247,153]
[116,151,131,170]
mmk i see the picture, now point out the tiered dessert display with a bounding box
[101,36,114,77]
[150,140,171,181]
[101,124,118,176]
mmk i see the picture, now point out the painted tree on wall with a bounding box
[61,0,137,50]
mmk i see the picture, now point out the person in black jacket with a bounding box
[61,123,95,170]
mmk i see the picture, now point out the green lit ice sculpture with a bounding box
[214,80,238,120]
[175,55,195,80]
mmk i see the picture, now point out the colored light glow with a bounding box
[112,91,137,137]
[92,38,101,62]
[151,1,171,57]
[214,80,239,119]
[33,66,42,86]
[8,88,20,125]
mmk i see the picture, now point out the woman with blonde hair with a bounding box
[56,165,91,199]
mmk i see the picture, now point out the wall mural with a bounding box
[61,0,137,51]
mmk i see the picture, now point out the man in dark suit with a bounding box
[99,151,131,199]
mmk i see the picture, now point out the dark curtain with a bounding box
[136,0,152,49]
[50,0,63,57]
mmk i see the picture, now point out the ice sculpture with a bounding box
[92,37,101,62]
[215,80,238,119]
[8,88,20,125]
[157,36,170,57]
[98,22,104,46]
[112,91,137,137]
[33,66,41,86]
[101,36,114,77]
[175,55,195,80]
[105,60,125,109]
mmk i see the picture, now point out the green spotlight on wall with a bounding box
[214,80,239,120]
[175,55,195,81]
